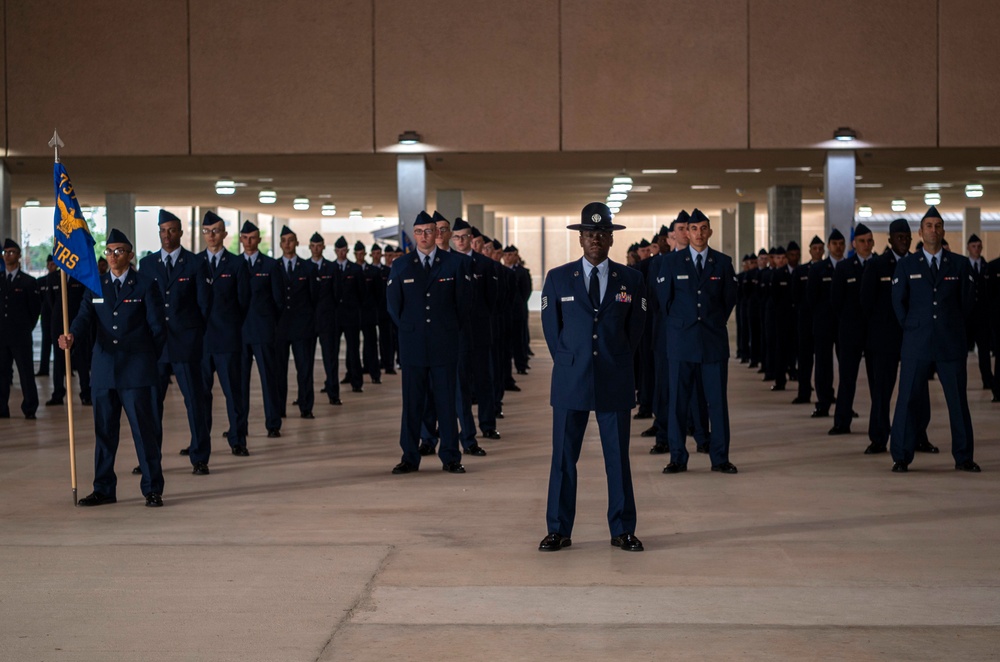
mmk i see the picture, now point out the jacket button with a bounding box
[112,325,118,330]
[933,315,937,319]
[426,305,430,310]
[594,317,598,322]
[113,312,118,316]
[593,351,598,356]
[113,339,119,344]
[165,316,170,321]
[426,318,431,323]
[593,334,598,339]
[165,303,170,308]
[426,292,431,297]
[165,290,170,296]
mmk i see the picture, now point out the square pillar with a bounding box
[767,185,802,249]
[436,189,463,222]
[720,208,736,258]
[397,155,427,244]
[824,151,856,243]
[467,204,485,231]
[737,201,755,258]
[106,192,136,247]
[963,208,982,249]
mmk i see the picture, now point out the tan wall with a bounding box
[939,0,1000,147]
[6,0,189,157]
[0,0,5,152]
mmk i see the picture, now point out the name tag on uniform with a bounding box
[779,282,788,286]
[93,298,105,304]
[799,276,808,281]
[438,277,454,282]
[561,296,574,302]
[847,277,856,283]
[822,277,832,282]
[945,276,958,281]
[710,276,721,281]
[178,277,190,282]
[677,275,689,280]
[880,277,891,282]
[910,274,922,279]
[403,278,414,284]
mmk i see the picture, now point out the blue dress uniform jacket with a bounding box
[830,255,873,430]
[541,259,645,412]
[138,248,212,364]
[807,257,839,412]
[275,257,318,416]
[70,268,166,498]
[239,252,284,435]
[1,269,42,417]
[890,250,976,466]
[336,261,366,389]
[47,273,92,402]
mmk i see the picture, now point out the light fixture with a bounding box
[776,166,812,172]
[690,185,721,190]
[610,183,631,193]
[607,192,628,202]
[349,209,362,219]
[258,190,277,204]
[912,183,954,190]
[906,166,943,172]
[24,198,40,207]
[975,166,1000,172]
[725,168,762,174]
[856,183,884,189]
[966,183,984,198]
[215,179,236,195]
[858,205,873,218]
[611,174,633,190]
[321,204,337,216]
[293,197,310,211]
[924,192,941,205]
[607,201,623,210]
[398,130,421,145]
[891,200,907,212]
[640,169,678,174]
[802,199,825,204]
[833,127,857,141]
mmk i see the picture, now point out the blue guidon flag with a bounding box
[400,230,414,254]
[52,162,102,295]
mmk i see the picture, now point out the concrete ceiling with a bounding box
[9,146,1000,221]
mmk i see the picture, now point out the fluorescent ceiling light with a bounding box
[257,177,274,182]
[610,184,631,193]
[293,197,310,211]
[215,179,236,195]
[629,185,651,193]
[612,174,633,188]
[640,169,677,174]
[776,166,812,172]
[911,183,954,190]
[398,130,421,145]
[905,166,943,172]
[856,183,883,189]
[834,127,857,141]
[349,209,362,218]
[924,192,941,205]
[802,199,825,204]
[858,205,873,218]
[258,190,277,204]
[725,168,761,174]
[24,198,40,207]
[975,166,1000,172]
[690,185,721,190]
[607,192,628,202]
[321,204,337,216]
[891,200,907,212]
[966,183,984,198]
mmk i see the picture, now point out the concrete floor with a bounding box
[2,316,999,661]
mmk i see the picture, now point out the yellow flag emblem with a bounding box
[56,197,89,239]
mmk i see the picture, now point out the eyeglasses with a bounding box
[412,228,437,237]
[201,227,226,236]
[104,247,130,257]
[2,249,18,256]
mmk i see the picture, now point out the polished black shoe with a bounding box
[352,386,364,393]
[649,443,668,455]
[320,386,328,394]
[300,411,314,419]
[640,425,657,438]
[45,397,64,406]
[385,368,397,375]
[482,429,501,440]
[790,396,811,404]
[891,462,908,473]
[81,396,92,406]
[145,493,163,508]
[956,460,982,473]
[372,377,381,384]
[35,370,50,377]
[538,532,572,552]
[663,462,687,474]
[748,362,759,369]
[78,491,116,507]
[810,409,830,418]
[505,384,522,392]
[496,410,505,419]
[770,384,785,392]
[712,462,739,474]
[232,445,250,457]
[222,430,230,438]
[516,369,528,375]
[916,440,940,454]
[465,444,487,457]
[852,410,860,418]
[292,400,299,406]
[418,442,436,456]
[828,425,851,436]
[329,398,342,405]
[192,462,210,476]
[267,429,281,438]
[132,465,141,474]
[442,462,466,474]
[992,395,1000,403]
[179,447,190,456]
[633,411,653,420]
[864,443,887,455]
[757,367,766,374]
[25,413,36,420]
[391,461,419,475]
[696,444,709,454]
[340,377,351,384]
[611,532,644,552]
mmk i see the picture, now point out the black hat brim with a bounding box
[566,222,627,232]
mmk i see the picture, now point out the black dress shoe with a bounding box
[320,386,328,393]
[442,461,466,474]
[292,400,299,406]
[329,398,343,406]
[633,411,653,420]
[649,443,668,455]
[852,410,860,418]
[392,461,419,474]
[916,440,940,454]
[372,377,381,384]
[748,362,759,369]
[45,397,64,406]
[222,430,230,438]
[232,445,250,457]
[516,369,528,375]
[465,444,487,456]
[78,491,116,506]
[640,425,657,438]
[712,462,739,474]
[505,384,521,392]
[267,429,281,438]
[179,447,190,456]
[496,410,505,419]
[790,396,811,404]
[352,386,364,393]
[81,397,92,406]
[810,409,830,418]
[891,462,908,473]
[538,532,572,551]
[956,460,982,472]
[696,444,709,454]
[992,395,1000,403]
[192,462,210,476]
[145,493,163,508]
[340,377,351,384]
[770,384,785,392]
[482,429,501,440]
[386,369,397,375]
[663,462,687,474]
[418,442,436,456]
[35,370,50,377]
[828,425,851,436]
[132,465,141,475]
[300,411,314,419]
[611,532,644,552]
[864,443,887,455]
[25,413,36,420]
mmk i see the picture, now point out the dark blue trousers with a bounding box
[458,345,497,438]
[378,318,396,371]
[891,358,974,466]
[92,385,163,497]
[240,342,282,434]
[318,329,341,401]
[833,342,873,429]
[654,353,709,449]
[813,331,837,412]
[796,314,815,400]
[52,341,91,401]
[0,337,38,417]
[360,320,381,381]
[276,338,316,416]
[399,363,460,466]
[546,408,636,538]
[668,360,730,467]
[335,320,363,390]
[157,361,211,464]
[868,352,931,449]
[203,351,245,448]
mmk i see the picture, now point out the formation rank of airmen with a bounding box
[13,209,531,507]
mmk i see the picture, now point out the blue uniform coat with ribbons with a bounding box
[202,249,250,353]
[139,248,212,364]
[541,258,645,412]
[241,253,283,346]
[892,251,975,361]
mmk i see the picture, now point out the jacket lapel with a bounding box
[599,263,623,313]
[113,269,137,310]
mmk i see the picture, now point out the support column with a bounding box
[824,151,856,243]
[0,161,12,242]
[436,189,463,221]
[767,185,802,249]
[467,204,485,231]
[397,155,426,245]
[105,192,136,247]
[271,216,287,258]
[720,208,736,258]
[485,211,498,239]
[963,207,981,249]
[737,201,755,258]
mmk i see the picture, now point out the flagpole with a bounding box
[50,129,77,506]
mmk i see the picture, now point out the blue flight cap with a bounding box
[758,248,767,256]
[491,238,502,250]
[922,205,942,220]
[854,223,872,237]
[280,225,295,237]
[158,209,181,226]
[309,232,324,243]
[689,209,710,224]
[638,239,650,248]
[968,233,982,244]
[675,210,691,224]
[240,220,259,234]
[809,235,824,246]
[106,228,132,248]
[452,218,472,232]
[774,245,786,255]
[414,211,435,227]
[334,236,348,249]
[470,226,482,238]
[787,240,800,251]
[3,238,20,251]
[658,224,670,237]
[203,210,224,226]
[353,241,365,251]
[431,210,448,223]
[889,219,910,234]
[829,228,845,242]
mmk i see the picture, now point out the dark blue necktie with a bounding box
[930,256,939,278]
[696,253,704,276]
[589,267,600,308]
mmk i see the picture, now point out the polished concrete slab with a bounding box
[1,315,998,661]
